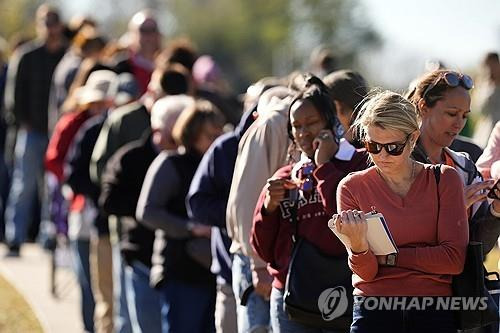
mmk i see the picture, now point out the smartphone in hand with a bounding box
[487,179,500,200]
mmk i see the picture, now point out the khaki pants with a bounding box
[215,282,237,333]
[90,234,114,333]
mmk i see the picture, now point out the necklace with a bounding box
[376,160,416,183]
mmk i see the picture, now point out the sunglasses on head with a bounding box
[422,72,474,100]
[364,135,411,156]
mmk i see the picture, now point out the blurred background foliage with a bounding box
[0,0,381,92]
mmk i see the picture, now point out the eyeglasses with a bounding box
[422,72,474,100]
[364,135,411,156]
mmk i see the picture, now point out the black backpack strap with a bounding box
[289,188,299,245]
[433,164,441,224]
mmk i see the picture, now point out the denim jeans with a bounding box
[71,239,95,333]
[158,279,216,333]
[124,261,162,333]
[215,282,237,333]
[270,287,347,333]
[4,129,47,247]
[350,296,456,333]
[0,147,9,242]
[111,236,132,333]
[232,253,271,333]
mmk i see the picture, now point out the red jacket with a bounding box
[45,110,91,181]
[251,152,369,289]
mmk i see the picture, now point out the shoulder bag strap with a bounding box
[289,188,299,245]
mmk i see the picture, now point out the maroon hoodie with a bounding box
[251,151,369,289]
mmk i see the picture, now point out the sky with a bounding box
[359,0,500,88]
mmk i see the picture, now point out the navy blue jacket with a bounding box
[187,107,255,284]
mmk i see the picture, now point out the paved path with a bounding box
[0,243,83,333]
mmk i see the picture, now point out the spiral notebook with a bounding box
[328,212,398,255]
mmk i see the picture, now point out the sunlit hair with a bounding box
[352,89,420,143]
[405,69,470,114]
[172,100,225,152]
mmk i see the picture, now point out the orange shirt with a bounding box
[443,151,456,169]
[336,164,468,296]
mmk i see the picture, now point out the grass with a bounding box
[0,274,43,333]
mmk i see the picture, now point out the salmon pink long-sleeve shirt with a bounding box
[336,164,468,296]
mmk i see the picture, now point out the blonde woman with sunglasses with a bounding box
[407,70,500,257]
[332,90,468,333]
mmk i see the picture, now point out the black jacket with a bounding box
[99,131,157,267]
[65,114,108,235]
[4,41,66,135]
[138,151,215,288]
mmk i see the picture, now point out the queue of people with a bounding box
[0,3,499,333]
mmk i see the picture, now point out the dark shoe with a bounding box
[5,244,20,258]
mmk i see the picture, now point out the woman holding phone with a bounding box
[407,70,500,254]
[250,74,368,332]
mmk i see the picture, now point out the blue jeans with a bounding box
[71,239,95,333]
[4,129,47,247]
[0,148,9,242]
[232,253,271,333]
[112,239,132,333]
[158,279,216,333]
[124,261,162,333]
[270,287,347,333]
[350,297,456,333]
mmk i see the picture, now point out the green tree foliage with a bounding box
[168,0,380,91]
[0,0,39,52]
[167,0,292,91]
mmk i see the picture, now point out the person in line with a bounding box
[251,75,368,332]
[473,52,500,148]
[46,69,117,333]
[323,69,369,147]
[407,70,500,255]
[187,103,256,333]
[90,62,193,333]
[64,96,113,333]
[3,3,67,256]
[136,100,224,332]
[99,95,192,333]
[476,120,500,181]
[333,90,468,333]
[113,9,161,95]
[226,84,294,333]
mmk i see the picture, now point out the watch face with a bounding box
[387,254,396,266]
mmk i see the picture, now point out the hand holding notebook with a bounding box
[328,211,398,255]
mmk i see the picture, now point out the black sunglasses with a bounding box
[364,135,411,156]
[422,72,474,100]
